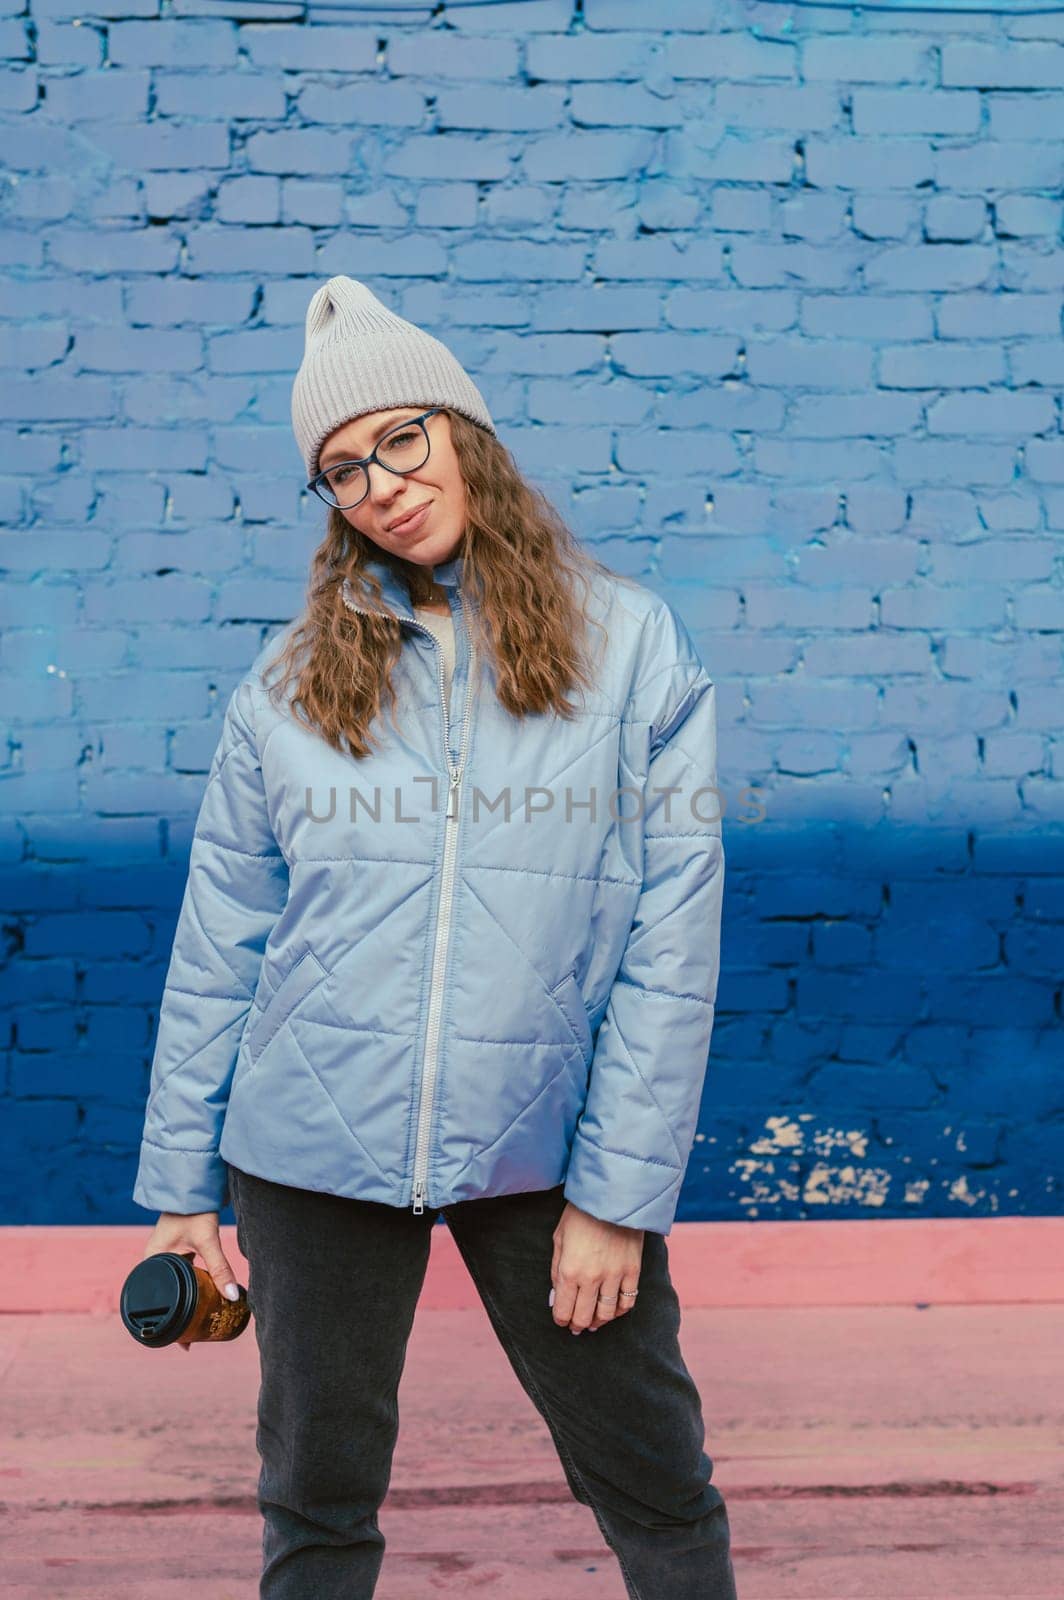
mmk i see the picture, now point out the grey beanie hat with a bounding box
[291,275,496,482]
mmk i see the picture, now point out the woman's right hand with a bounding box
[143,1211,241,1353]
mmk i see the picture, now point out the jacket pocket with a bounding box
[549,969,594,1068]
[244,949,329,1067]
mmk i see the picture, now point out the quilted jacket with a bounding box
[132,551,725,1236]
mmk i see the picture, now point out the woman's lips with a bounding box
[387,502,431,536]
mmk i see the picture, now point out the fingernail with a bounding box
[548,1288,555,1307]
[223,1283,240,1302]
[571,1328,581,1336]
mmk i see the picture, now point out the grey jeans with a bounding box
[228,1164,738,1599]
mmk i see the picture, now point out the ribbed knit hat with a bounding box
[291,276,497,481]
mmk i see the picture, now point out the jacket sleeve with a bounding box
[563,603,725,1236]
[133,675,289,1216]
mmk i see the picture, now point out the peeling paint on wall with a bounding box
[749,1115,809,1156]
[803,1164,891,1207]
[726,1114,1014,1219]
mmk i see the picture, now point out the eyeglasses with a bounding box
[307,407,443,510]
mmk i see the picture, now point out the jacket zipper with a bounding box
[339,581,478,1215]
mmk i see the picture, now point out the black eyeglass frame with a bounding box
[307,407,444,509]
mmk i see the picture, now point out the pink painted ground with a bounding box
[1,1217,1062,1599]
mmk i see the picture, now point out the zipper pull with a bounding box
[412,1179,425,1215]
[446,768,461,820]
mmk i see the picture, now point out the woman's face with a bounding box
[318,406,466,571]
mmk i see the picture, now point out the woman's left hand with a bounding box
[550,1201,644,1334]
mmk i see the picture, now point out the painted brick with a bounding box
[34,18,101,64]
[392,33,517,79]
[942,41,1064,89]
[713,83,839,132]
[298,81,426,128]
[42,69,149,119]
[805,137,934,189]
[0,18,30,56]
[2,7,1060,1227]
[384,133,512,181]
[934,143,1063,190]
[108,19,237,66]
[156,71,285,120]
[673,133,795,186]
[924,196,988,242]
[801,36,931,83]
[523,129,655,182]
[852,89,981,136]
[240,25,375,71]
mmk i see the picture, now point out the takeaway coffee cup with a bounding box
[120,1251,251,1348]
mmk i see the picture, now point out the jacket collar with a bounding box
[345,551,465,622]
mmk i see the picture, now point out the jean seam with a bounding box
[449,1229,644,1600]
[234,1164,298,1586]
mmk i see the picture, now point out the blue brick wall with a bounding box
[1,1,1061,1223]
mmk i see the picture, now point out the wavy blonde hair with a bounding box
[263,409,631,759]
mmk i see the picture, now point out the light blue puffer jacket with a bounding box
[132,551,724,1235]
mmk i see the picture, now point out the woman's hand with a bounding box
[550,1201,644,1335]
[142,1211,241,1353]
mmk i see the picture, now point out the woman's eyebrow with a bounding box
[319,411,414,469]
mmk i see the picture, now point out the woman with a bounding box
[134,275,736,1599]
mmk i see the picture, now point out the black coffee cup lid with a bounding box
[120,1252,198,1347]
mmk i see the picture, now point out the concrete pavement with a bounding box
[1,1216,1061,1598]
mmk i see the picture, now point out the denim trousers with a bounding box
[227,1163,738,1600]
